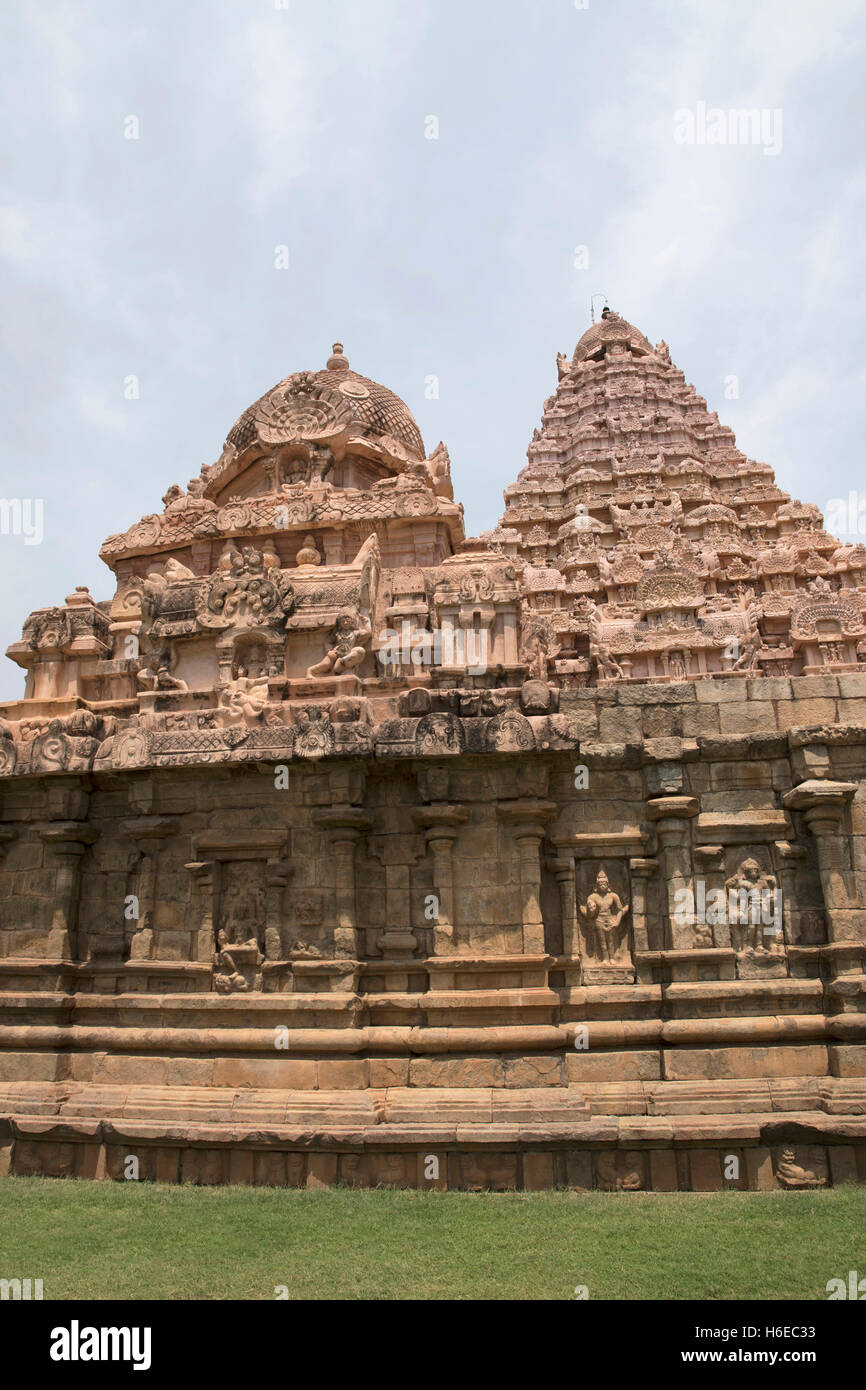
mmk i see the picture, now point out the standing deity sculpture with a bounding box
[519,614,560,681]
[579,868,630,964]
[729,630,762,673]
[724,857,781,955]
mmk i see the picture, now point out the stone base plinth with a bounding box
[1,1081,865,1191]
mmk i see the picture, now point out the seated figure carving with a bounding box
[306,609,372,678]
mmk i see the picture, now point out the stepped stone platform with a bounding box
[2,313,866,1190]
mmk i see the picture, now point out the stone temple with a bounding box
[2,309,866,1192]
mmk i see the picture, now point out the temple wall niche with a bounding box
[450,808,524,956]
[172,639,220,690]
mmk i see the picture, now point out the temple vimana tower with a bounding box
[3,309,866,1192]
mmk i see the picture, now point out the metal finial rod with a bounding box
[590,293,608,324]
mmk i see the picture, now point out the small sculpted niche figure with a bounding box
[594,641,625,680]
[580,868,629,964]
[221,669,269,723]
[725,856,780,953]
[136,646,188,693]
[307,609,372,678]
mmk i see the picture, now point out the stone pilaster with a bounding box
[312,809,372,959]
[367,831,428,975]
[184,861,217,962]
[121,817,178,960]
[549,854,578,959]
[264,862,292,960]
[412,805,468,955]
[38,822,98,960]
[774,840,807,946]
[782,781,860,942]
[497,800,557,954]
[646,795,700,951]
[629,857,659,982]
[692,844,731,947]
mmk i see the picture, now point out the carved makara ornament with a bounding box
[254,372,355,447]
[294,706,334,759]
[136,646,188,693]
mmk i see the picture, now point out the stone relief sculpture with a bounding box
[579,868,630,966]
[306,609,372,678]
[725,857,782,955]
[519,613,560,681]
[776,1148,828,1189]
[219,673,270,724]
[136,645,189,693]
[214,873,267,993]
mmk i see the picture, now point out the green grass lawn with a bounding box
[1,1177,863,1300]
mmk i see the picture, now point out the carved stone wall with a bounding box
[3,323,866,1188]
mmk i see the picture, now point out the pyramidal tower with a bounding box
[482,307,866,685]
[1,315,866,1193]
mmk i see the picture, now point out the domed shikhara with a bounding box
[225,343,425,462]
[90,335,460,579]
[572,308,653,363]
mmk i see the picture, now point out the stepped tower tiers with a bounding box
[482,308,866,685]
[3,319,866,1194]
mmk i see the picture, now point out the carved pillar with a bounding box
[264,862,291,961]
[121,817,178,960]
[774,840,807,946]
[412,805,468,955]
[184,862,217,962]
[0,829,16,958]
[501,608,519,666]
[312,809,372,959]
[646,795,700,950]
[782,781,859,942]
[497,801,557,954]
[629,856,659,983]
[550,854,578,958]
[38,822,98,960]
[693,844,731,948]
[440,614,457,668]
[367,831,427,973]
[322,534,343,566]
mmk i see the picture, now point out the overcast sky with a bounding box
[1,0,864,700]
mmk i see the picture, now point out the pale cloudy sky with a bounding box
[1,0,864,699]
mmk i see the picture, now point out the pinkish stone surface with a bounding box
[1,319,866,1189]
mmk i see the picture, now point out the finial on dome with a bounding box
[327,342,350,372]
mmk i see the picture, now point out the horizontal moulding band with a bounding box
[0,1013,863,1055]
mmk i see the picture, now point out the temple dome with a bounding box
[572,310,653,363]
[225,343,425,461]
